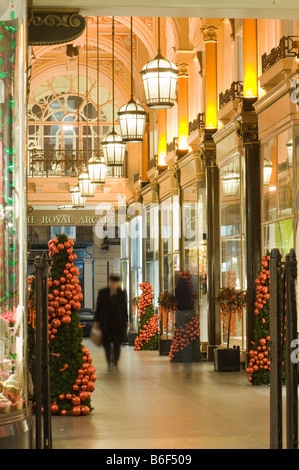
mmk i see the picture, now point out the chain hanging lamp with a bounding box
[118,17,146,142]
[79,17,95,197]
[141,17,178,109]
[71,185,86,208]
[88,16,107,184]
[222,170,240,197]
[102,16,126,167]
[69,44,85,207]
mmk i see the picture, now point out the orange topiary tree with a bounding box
[134,282,159,350]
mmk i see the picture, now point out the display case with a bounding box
[129,215,143,333]
[144,203,159,308]
[161,196,180,294]
[0,0,32,448]
[182,181,208,342]
[219,156,246,349]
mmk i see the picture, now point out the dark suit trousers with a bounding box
[103,330,122,365]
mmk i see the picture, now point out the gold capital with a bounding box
[177,63,189,77]
[201,26,217,43]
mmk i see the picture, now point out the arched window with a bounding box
[28,74,119,162]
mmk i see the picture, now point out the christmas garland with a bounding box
[134,282,159,351]
[246,255,286,385]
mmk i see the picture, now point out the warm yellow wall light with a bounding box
[243,19,258,98]
[201,26,218,129]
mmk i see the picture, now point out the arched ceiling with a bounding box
[30,16,176,107]
[31,0,299,19]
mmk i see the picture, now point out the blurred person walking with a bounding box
[94,274,128,371]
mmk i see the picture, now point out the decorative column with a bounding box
[236,19,260,352]
[177,63,189,158]
[200,25,220,359]
[158,109,167,166]
[201,26,218,129]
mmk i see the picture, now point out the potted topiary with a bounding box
[214,271,247,371]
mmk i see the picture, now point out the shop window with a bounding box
[220,157,246,348]
[262,126,298,259]
[144,205,159,307]
[278,129,293,218]
[263,218,294,257]
[262,137,277,221]
[161,197,180,294]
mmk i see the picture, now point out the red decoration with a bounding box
[134,283,159,351]
[51,404,59,414]
[71,406,81,416]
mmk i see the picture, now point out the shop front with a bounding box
[178,152,208,343]
[214,120,247,350]
[0,0,32,448]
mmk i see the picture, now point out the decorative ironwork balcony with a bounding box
[261,36,299,74]
[148,156,157,170]
[28,149,128,178]
[219,81,243,109]
[166,137,178,153]
[134,172,140,183]
[188,112,206,135]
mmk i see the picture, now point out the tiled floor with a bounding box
[51,339,286,449]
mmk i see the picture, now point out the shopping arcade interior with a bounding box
[0,0,296,450]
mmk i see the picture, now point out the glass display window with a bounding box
[278,128,293,218]
[263,218,294,257]
[120,222,130,330]
[129,216,143,332]
[262,126,299,259]
[144,204,159,308]
[0,1,29,423]
[161,196,180,294]
[262,137,277,221]
[219,156,246,349]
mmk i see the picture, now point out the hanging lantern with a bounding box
[70,186,86,208]
[222,170,240,197]
[118,98,146,143]
[263,159,273,186]
[118,18,146,142]
[88,154,107,184]
[87,17,107,185]
[102,130,126,166]
[78,171,95,197]
[102,16,126,167]
[141,18,178,109]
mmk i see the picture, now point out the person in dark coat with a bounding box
[94,274,128,371]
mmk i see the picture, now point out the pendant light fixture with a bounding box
[88,16,107,184]
[70,44,85,208]
[102,16,126,167]
[222,169,240,197]
[71,185,86,208]
[263,159,273,187]
[118,17,146,142]
[79,16,95,197]
[141,17,178,109]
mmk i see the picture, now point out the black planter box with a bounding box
[159,338,172,356]
[214,347,240,372]
[128,332,138,346]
